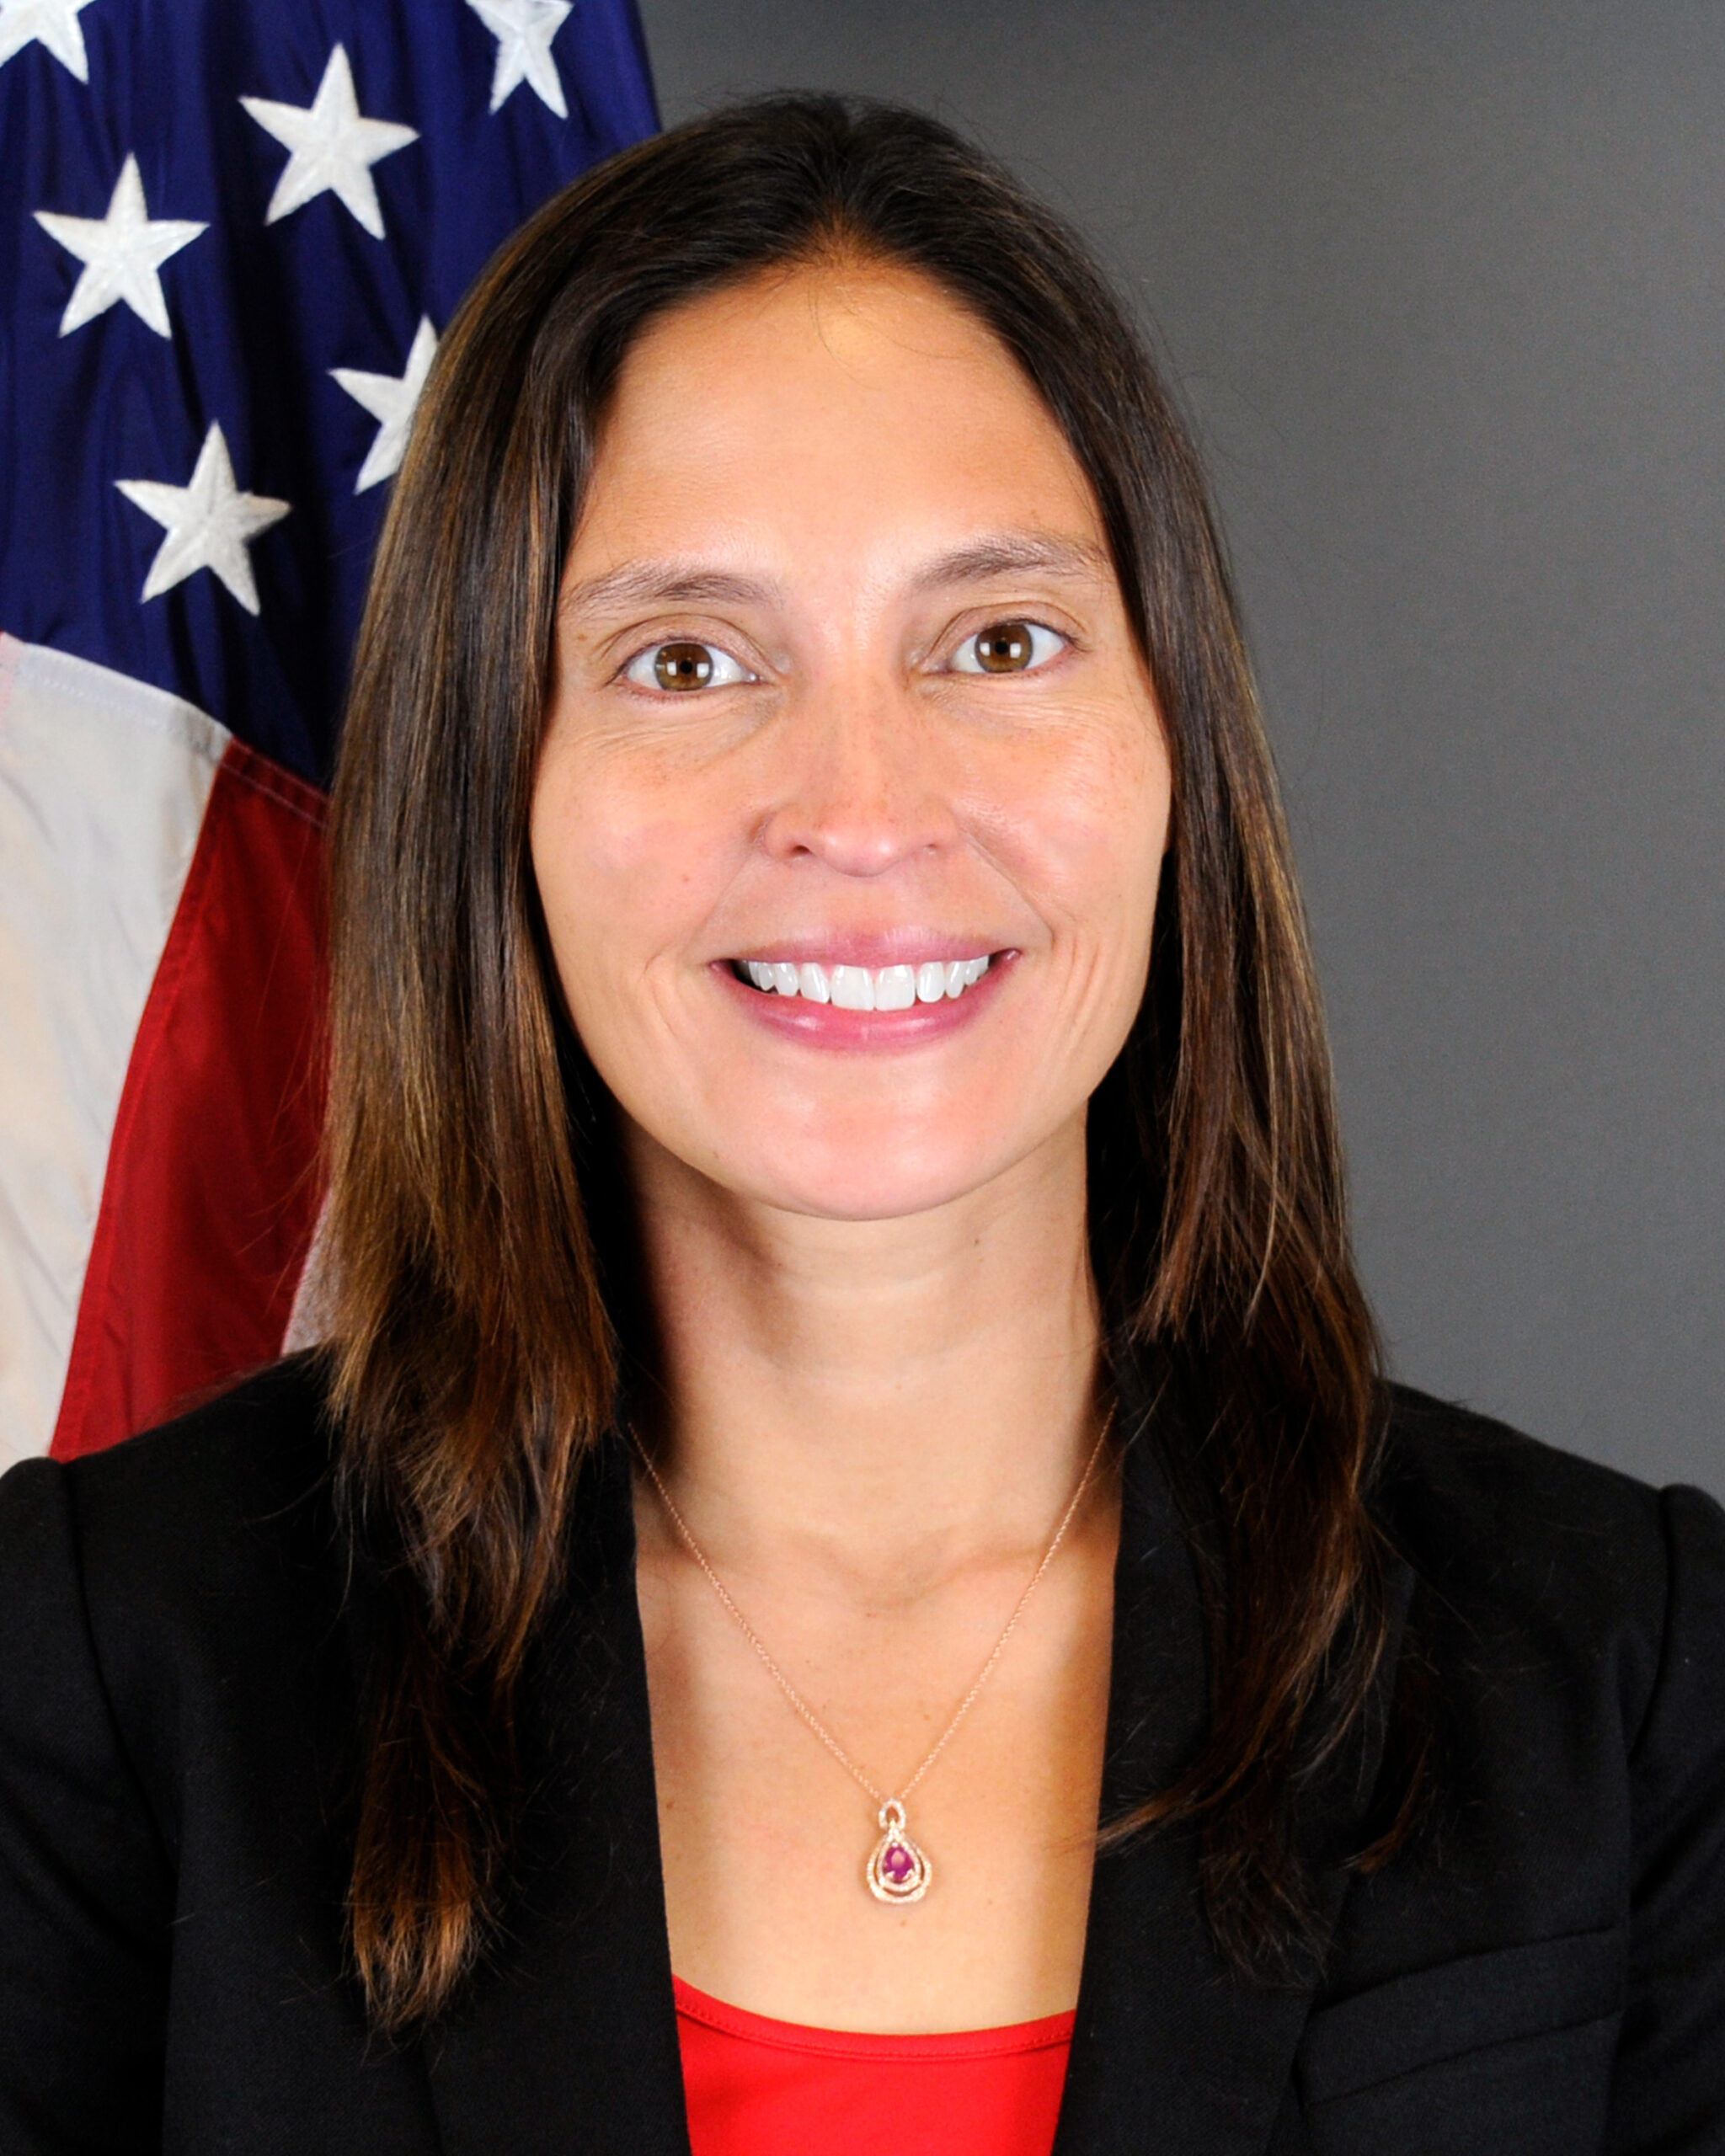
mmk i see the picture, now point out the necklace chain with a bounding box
[634,1411,1113,1812]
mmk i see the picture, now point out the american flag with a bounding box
[0,0,658,1470]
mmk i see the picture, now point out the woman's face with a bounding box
[531,261,1172,1223]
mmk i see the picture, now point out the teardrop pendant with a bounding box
[865,1798,931,1904]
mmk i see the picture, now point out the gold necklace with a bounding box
[634,1412,1113,1905]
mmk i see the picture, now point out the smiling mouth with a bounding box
[729,955,997,1010]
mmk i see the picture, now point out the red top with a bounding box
[673,1977,1075,2156]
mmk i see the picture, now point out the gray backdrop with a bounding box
[636,0,1725,1496]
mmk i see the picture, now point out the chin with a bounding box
[723,1129,1025,1224]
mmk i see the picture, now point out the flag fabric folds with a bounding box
[0,0,659,1471]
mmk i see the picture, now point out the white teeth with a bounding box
[738,954,995,1006]
[830,964,874,1011]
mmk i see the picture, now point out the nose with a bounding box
[756,675,960,878]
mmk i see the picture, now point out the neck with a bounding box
[623,1116,1105,1592]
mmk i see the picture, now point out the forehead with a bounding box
[569,259,1106,585]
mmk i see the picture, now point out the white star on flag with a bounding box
[0,0,98,82]
[467,0,573,119]
[34,155,206,339]
[330,316,439,493]
[240,44,419,241]
[115,422,291,616]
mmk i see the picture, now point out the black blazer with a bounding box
[1,1353,1722,2155]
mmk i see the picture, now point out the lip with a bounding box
[713,948,1017,1048]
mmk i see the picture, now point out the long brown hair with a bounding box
[326,93,1420,2034]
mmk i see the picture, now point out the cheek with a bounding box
[978,711,1170,958]
[529,744,724,1033]
[536,729,734,926]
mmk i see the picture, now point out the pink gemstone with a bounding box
[882,1843,915,1883]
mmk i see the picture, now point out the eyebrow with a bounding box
[559,532,1110,622]
[905,532,1111,594]
[559,562,782,618]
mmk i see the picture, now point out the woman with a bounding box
[1,95,1721,2156]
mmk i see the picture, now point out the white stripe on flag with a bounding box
[0,633,232,1471]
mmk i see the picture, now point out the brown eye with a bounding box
[975,622,1034,672]
[653,641,715,691]
[951,620,1065,677]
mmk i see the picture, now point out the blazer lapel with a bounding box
[426,1431,690,2156]
[1055,1352,1413,2156]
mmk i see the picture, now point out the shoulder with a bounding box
[0,1361,382,2137]
[1371,1381,1725,1825]
[0,1352,343,1623]
[0,1357,353,1837]
[1312,1401,1725,2132]
[1374,1380,1722,1632]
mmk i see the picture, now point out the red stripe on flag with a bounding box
[51,741,328,1460]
